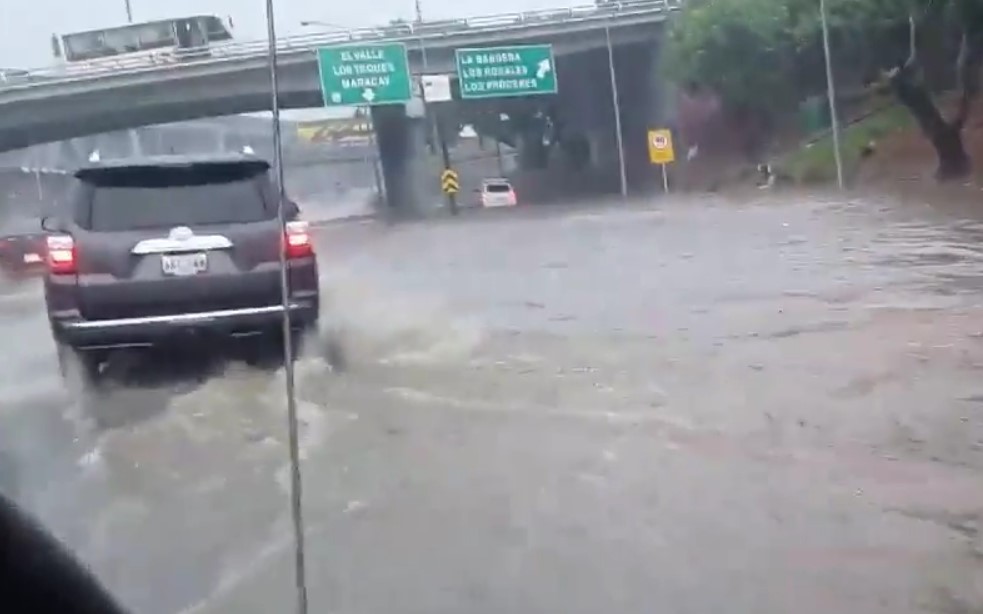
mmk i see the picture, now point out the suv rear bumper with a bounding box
[52,299,318,350]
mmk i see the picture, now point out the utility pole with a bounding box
[124,0,133,23]
[419,78,457,214]
[605,25,628,199]
[263,0,309,612]
[819,0,844,189]
[412,0,453,213]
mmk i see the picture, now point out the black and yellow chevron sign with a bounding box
[441,168,459,194]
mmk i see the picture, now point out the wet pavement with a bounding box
[3,191,983,613]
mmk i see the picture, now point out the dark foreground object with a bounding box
[0,491,127,614]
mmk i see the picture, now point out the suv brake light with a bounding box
[46,234,76,275]
[284,220,313,259]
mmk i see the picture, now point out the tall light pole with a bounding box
[819,0,844,189]
[124,0,133,22]
[605,25,628,199]
[265,1,309,614]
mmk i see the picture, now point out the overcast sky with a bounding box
[0,0,571,67]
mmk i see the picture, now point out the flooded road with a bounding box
[3,192,983,613]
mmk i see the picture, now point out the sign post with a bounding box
[421,74,453,102]
[413,74,457,215]
[647,128,675,194]
[316,43,413,106]
[441,168,460,196]
[456,45,557,99]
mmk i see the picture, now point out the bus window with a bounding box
[134,22,174,50]
[174,19,206,49]
[203,16,233,41]
[103,28,139,54]
[63,32,109,61]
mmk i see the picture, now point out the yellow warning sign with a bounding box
[441,168,459,194]
[647,128,675,165]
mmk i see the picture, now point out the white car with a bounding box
[479,178,517,208]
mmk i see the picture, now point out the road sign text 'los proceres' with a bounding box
[456,45,557,99]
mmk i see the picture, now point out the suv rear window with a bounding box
[79,163,273,231]
[483,182,512,193]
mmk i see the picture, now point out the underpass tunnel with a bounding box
[459,98,559,172]
[552,37,671,192]
[442,34,671,201]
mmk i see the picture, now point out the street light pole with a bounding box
[264,0,309,613]
[605,25,628,199]
[124,0,133,22]
[819,0,844,190]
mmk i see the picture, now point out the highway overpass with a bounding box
[0,0,681,211]
[0,1,677,150]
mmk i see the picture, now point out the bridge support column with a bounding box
[616,38,672,186]
[516,132,549,170]
[371,105,429,215]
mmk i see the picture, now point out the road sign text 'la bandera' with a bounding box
[456,45,557,99]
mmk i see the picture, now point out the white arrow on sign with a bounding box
[536,59,552,80]
[362,88,376,103]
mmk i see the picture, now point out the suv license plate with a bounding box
[161,252,208,276]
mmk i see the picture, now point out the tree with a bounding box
[888,0,983,180]
[664,0,799,118]
[666,0,982,180]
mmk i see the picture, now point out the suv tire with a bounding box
[244,328,307,371]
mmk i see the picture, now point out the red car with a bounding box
[0,216,46,279]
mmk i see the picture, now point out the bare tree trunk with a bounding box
[889,4,983,181]
[890,64,971,180]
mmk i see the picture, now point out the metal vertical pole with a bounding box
[124,0,133,22]
[420,77,457,214]
[418,38,439,156]
[366,106,385,206]
[605,25,628,199]
[34,169,43,202]
[820,0,844,190]
[661,164,668,193]
[495,139,505,176]
[264,0,309,613]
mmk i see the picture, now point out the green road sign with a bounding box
[456,45,557,100]
[317,43,412,106]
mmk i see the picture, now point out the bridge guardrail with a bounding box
[1,0,681,91]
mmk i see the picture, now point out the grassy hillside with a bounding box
[780,104,914,184]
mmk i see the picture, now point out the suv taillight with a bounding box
[46,234,76,275]
[284,220,313,259]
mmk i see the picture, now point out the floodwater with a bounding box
[3,191,983,614]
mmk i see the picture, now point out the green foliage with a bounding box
[664,0,908,116]
[665,0,798,114]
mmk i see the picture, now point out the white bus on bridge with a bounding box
[49,15,235,75]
